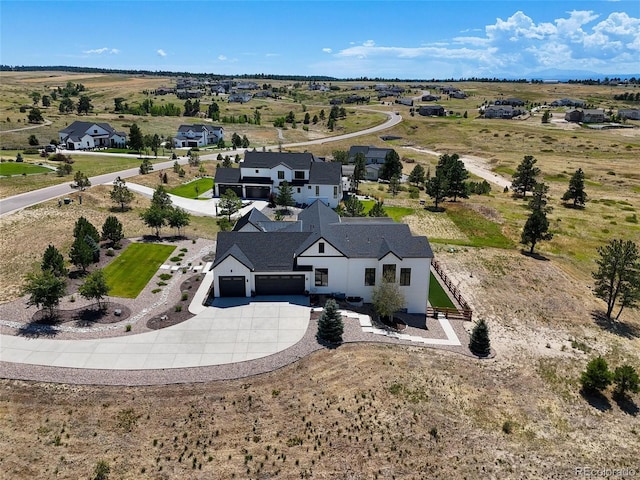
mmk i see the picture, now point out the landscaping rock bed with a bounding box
[146,274,203,330]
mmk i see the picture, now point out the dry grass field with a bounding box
[1,73,639,478]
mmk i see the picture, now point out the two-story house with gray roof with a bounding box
[211,200,433,313]
[214,151,342,207]
[58,121,127,150]
[174,124,224,148]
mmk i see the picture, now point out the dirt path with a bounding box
[0,118,52,133]
[404,146,512,189]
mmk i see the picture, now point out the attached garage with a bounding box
[219,185,243,197]
[245,186,271,199]
[255,274,305,296]
[218,276,246,297]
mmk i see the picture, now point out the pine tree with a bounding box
[511,155,540,197]
[276,181,294,212]
[562,168,588,208]
[101,216,124,247]
[316,299,344,344]
[110,177,134,211]
[368,200,387,217]
[580,356,613,393]
[613,365,640,397]
[41,244,68,278]
[469,319,491,356]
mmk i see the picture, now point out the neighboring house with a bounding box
[450,91,468,99]
[418,105,445,117]
[347,145,395,165]
[565,109,605,123]
[228,93,252,103]
[365,164,383,181]
[214,151,343,208]
[421,94,440,102]
[619,109,640,120]
[176,89,203,99]
[58,121,126,150]
[494,98,525,106]
[396,97,414,107]
[211,200,433,314]
[236,82,259,90]
[174,124,224,148]
[155,86,176,95]
[483,105,526,119]
[551,98,586,107]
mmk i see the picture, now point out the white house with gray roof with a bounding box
[214,151,342,208]
[58,121,126,150]
[174,124,224,148]
[211,200,433,314]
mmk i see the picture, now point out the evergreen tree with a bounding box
[580,356,613,393]
[276,181,294,211]
[74,217,100,243]
[521,209,553,254]
[425,174,448,209]
[128,123,144,154]
[343,196,365,217]
[101,216,124,247]
[151,185,172,210]
[41,244,68,278]
[562,168,588,208]
[380,150,402,181]
[436,153,469,201]
[541,110,551,123]
[351,153,366,194]
[468,319,491,356]
[316,299,344,344]
[110,177,134,211]
[388,175,400,196]
[73,170,91,190]
[408,164,426,187]
[69,235,94,273]
[613,365,640,398]
[511,155,540,197]
[219,189,242,221]
[592,239,640,320]
[368,200,387,217]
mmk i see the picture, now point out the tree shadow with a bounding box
[425,206,445,213]
[17,313,60,338]
[580,388,612,412]
[109,206,131,213]
[591,310,640,339]
[613,392,639,416]
[561,203,586,210]
[519,249,550,261]
[315,336,342,349]
[68,269,88,280]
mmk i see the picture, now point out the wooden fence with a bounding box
[431,259,473,321]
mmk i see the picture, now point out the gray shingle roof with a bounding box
[309,161,342,185]
[214,168,241,184]
[243,151,316,170]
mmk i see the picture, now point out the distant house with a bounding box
[565,109,605,123]
[483,105,526,119]
[58,121,126,150]
[421,94,440,102]
[228,93,252,103]
[348,145,395,165]
[396,97,414,107]
[450,91,467,99]
[495,98,525,106]
[155,86,176,95]
[173,124,224,148]
[210,200,433,314]
[551,98,586,108]
[235,82,259,90]
[176,89,203,99]
[618,109,640,120]
[345,94,370,104]
[418,105,445,117]
[214,151,342,208]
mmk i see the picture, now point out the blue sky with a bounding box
[1,1,638,79]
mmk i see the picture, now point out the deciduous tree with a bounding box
[140,206,166,237]
[73,170,91,191]
[219,189,242,221]
[372,273,405,321]
[79,269,111,310]
[166,207,191,236]
[23,270,67,318]
[151,185,172,210]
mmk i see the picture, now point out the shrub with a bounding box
[125,324,132,332]
[502,420,514,434]
[152,288,161,294]
[580,356,613,393]
[469,319,491,356]
[175,305,182,312]
[170,256,182,262]
[159,273,172,281]
[181,292,188,301]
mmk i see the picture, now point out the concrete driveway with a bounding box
[0,302,310,370]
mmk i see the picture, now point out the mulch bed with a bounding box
[30,302,131,326]
[146,274,203,330]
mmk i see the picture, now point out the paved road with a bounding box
[0,110,400,217]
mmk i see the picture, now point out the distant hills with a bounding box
[1,65,638,83]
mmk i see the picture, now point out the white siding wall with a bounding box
[241,166,272,178]
[301,184,340,208]
[213,256,251,297]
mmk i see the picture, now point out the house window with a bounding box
[364,268,376,286]
[333,186,338,197]
[318,242,325,253]
[315,268,328,286]
[400,268,411,286]
[255,169,259,174]
[278,171,285,180]
[297,187,301,193]
[315,186,320,196]
[294,171,305,180]
[382,264,396,282]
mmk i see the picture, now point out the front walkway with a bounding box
[0,303,309,370]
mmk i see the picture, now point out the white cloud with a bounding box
[322,48,332,53]
[330,9,640,77]
[265,53,280,57]
[157,49,167,57]
[83,47,119,55]
[218,55,227,61]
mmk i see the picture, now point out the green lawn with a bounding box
[0,162,51,176]
[359,199,414,221]
[440,204,514,249]
[103,243,176,298]
[169,178,215,199]
[428,272,456,308]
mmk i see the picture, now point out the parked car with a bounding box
[45,144,56,152]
